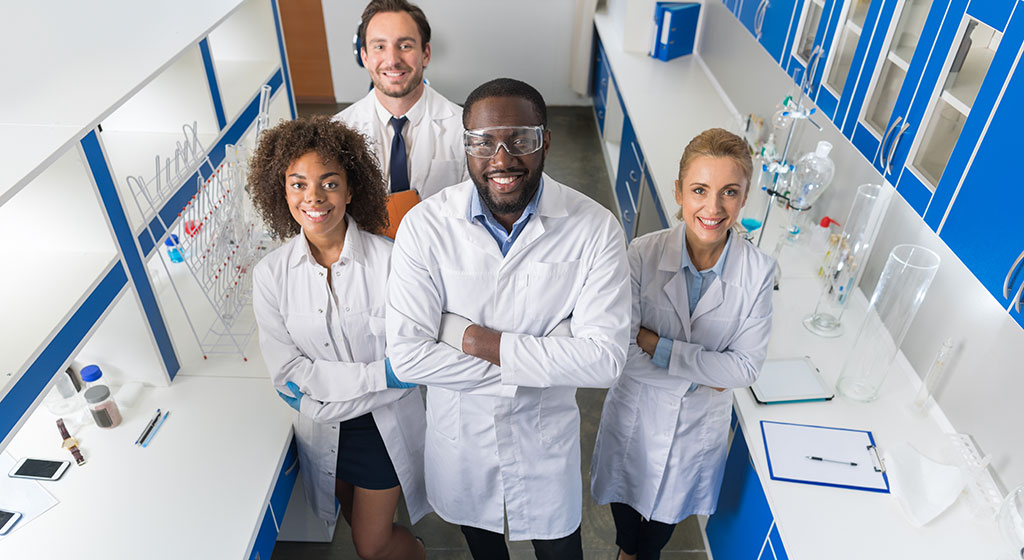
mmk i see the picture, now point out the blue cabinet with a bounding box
[247,434,301,559]
[933,22,1024,329]
[814,0,886,123]
[761,0,807,63]
[614,116,642,240]
[592,36,613,134]
[706,427,788,559]
[787,0,839,88]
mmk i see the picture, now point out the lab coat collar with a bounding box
[288,214,368,269]
[658,223,745,288]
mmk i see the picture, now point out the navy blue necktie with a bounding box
[389,116,410,193]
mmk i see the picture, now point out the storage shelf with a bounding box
[888,48,911,72]
[943,44,996,112]
[0,252,118,388]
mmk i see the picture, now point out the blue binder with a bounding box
[651,2,700,61]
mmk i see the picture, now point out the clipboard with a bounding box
[384,189,420,239]
[750,356,834,404]
[760,420,889,493]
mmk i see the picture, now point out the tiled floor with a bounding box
[272,105,708,559]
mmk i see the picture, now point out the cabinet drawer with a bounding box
[270,435,299,523]
[249,505,278,560]
[706,427,775,559]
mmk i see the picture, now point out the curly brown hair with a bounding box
[247,116,389,239]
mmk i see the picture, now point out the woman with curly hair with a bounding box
[250,116,427,559]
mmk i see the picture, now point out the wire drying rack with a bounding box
[126,86,274,360]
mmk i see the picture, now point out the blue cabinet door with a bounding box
[250,505,278,560]
[706,428,778,559]
[615,116,642,240]
[848,0,964,184]
[787,0,839,89]
[886,0,1019,216]
[592,33,612,134]
[815,0,887,124]
[935,27,1024,327]
[761,0,806,63]
[739,0,765,35]
[921,0,1023,227]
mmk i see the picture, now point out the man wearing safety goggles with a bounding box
[387,78,631,559]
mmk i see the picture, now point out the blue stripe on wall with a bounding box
[0,263,126,441]
[271,0,297,119]
[200,38,228,130]
[138,72,283,257]
[81,131,180,379]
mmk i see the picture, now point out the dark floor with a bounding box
[274,104,708,559]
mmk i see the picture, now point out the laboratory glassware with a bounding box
[84,384,122,429]
[80,364,103,389]
[836,244,940,402]
[804,183,887,336]
[911,337,953,413]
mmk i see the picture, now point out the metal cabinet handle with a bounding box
[284,457,299,476]
[1003,248,1024,299]
[885,120,910,174]
[803,45,823,93]
[878,116,902,169]
[628,169,639,182]
[1014,280,1024,313]
[755,0,770,38]
[597,109,605,118]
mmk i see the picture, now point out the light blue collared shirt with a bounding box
[651,231,733,394]
[468,179,544,256]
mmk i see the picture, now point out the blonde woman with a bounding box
[591,128,776,560]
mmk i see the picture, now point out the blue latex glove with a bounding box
[277,381,303,411]
[385,357,416,389]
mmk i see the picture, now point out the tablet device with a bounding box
[750,356,834,404]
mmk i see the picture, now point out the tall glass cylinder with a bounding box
[836,245,940,402]
[804,184,887,337]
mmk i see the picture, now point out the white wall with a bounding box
[699,1,1024,491]
[320,1,589,106]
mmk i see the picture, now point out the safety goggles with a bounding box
[463,126,545,158]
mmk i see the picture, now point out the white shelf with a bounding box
[888,49,912,72]
[943,43,996,112]
[208,0,282,122]
[0,0,245,195]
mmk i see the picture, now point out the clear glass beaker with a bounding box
[836,244,940,402]
[804,184,888,337]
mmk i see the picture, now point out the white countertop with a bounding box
[594,11,739,226]
[0,374,292,559]
[738,236,1004,558]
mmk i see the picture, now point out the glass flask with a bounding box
[805,184,888,336]
[837,245,940,401]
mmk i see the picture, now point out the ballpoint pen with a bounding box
[806,455,857,466]
[135,409,161,445]
[142,411,170,448]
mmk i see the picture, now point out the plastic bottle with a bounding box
[84,385,122,428]
[80,364,104,389]
[165,234,184,263]
[789,141,836,211]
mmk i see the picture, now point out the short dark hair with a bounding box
[358,0,431,49]
[247,116,389,239]
[463,78,548,128]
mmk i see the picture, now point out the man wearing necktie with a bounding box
[334,0,468,214]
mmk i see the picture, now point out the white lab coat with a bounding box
[590,223,775,523]
[334,85,469,200]
[252,217,429,523]
[386,176,630,540]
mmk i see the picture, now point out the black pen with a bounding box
[135,409,162,445]
[806,455,857,466]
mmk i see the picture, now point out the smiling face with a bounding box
[361,10,430,100]
[465,96,549,226]
[675,155,749,255]
[285,151,352,244]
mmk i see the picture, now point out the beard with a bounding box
[471,156,545,217]
[372,65,424,99]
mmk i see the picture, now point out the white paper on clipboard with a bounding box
[761,421,889,493]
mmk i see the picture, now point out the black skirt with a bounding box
[336,412,400,490]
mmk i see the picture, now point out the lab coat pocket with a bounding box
[426,388,460,442]
[285,312,329,355]
[520,260,582,328]
[690,317,740,350]
[538,387,579,444]
[343,311,387,362]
